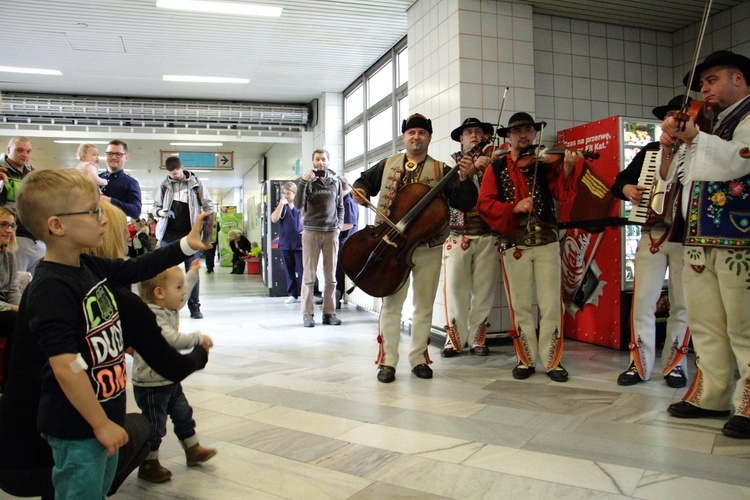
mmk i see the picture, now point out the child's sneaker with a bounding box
[185,443,217,466]
[138,459,172,483]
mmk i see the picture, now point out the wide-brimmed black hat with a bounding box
[652,95,693,120]
[401,113,432,134]
[496,112,547,138]
[450,117,494,142]
[683,50,750,91]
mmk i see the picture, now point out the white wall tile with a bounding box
[590,57,607,80]
[572,77,591,99]
[571,55,590,78]
[641,64,657,86]
[534,28,553,51]
[536,72,554,96]
[553,31,572,54]
[514,87,536,112]
[607,24,624,40]
[590,36,607,58]
[571,19,588,35]
[607,39,624,60]
[608,60,625,82]
[553,97,573,120]
[460,83,484,108]
[460,34,483,59]
[513,40,535,64]
[482,61,500,85]
[514,64,535,89]
[624,62,642,84]
[572,34,589,56]
[554,76,573,98]
[498,62,515,86]
[591,79,608,101]
[512,17,534,42]
[481,14,497,38]
[573,99,592,122]
[482,36,499,61]
[625,83,642,105]
[554,54,572,76]
[608,81,625,103]
[535,50,553,72]
[589,22,606,37]
[498,38,514,62]
[459,9,482,34]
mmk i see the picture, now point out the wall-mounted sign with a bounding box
[160,151,234,170]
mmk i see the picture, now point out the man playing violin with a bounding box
[612,96,691,390]
[441,118,501,358]
[477,112,580,382]
[350,113,478,383]
[658,50,750,439]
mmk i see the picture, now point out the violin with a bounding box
[667,99,715,159]
[516,143,599,171]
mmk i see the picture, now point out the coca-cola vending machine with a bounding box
[556,115,661,350]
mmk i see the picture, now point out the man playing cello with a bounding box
[350,113,477,383]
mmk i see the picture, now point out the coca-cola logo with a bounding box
[561,231,590,301]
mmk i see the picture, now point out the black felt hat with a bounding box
[652,95,693,120]
[495,112,546,138]
[401,113,432,134]
[450,117,494,142]
[683,50,750,91]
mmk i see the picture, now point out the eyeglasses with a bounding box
[105,152,125,158]
[0,222,16,230]
[55,207,103,221]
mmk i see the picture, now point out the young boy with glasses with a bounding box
[14,169,211,498]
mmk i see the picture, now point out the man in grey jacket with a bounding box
[152,156,215,319]
[294,148,344,328]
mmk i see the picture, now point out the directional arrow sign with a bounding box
[160,152,234,170]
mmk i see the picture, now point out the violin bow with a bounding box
[356,194,405,237]
[669,0,713,158]
[493,87,510,151]
[524,123,545,234]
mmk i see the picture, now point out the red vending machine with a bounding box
[556,115,661,349]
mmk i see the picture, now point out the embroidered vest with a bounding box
[375,154,448,247]
[491,156,559,227]
[685,98,750,248]
[448,150,494,236]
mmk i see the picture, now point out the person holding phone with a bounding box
[294,148,345,328]
[152,156,215,319]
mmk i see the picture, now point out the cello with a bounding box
[340,135,492,297]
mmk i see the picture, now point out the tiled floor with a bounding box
[32,268,750,499]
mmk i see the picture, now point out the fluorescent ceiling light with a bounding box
[170,142,224,147]
[55,140,111,144]
[0,66,62,76]
[162,75,248,84]
[156,0,282,17]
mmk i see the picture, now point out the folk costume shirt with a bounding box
[477,155,576,237]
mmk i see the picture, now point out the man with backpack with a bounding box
[152,156,215,319]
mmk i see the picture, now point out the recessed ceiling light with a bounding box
[170,142,224,147]
[0,66,62,76]
[156,0,282,17]
[162,75,248,84]
[55,140,111,144]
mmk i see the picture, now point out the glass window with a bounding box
[397,49,408,87]
[345,85,363,123]
[368,107,393,150]
[345,124,364,161]
[368,61,393,107]
[398,97,409,128]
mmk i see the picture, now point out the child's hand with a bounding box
[94,420,129,457]
[201,335,214,351]
[190,259,201,273]
[186,213,213,252]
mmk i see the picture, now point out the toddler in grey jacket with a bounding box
[133,260,216,483]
